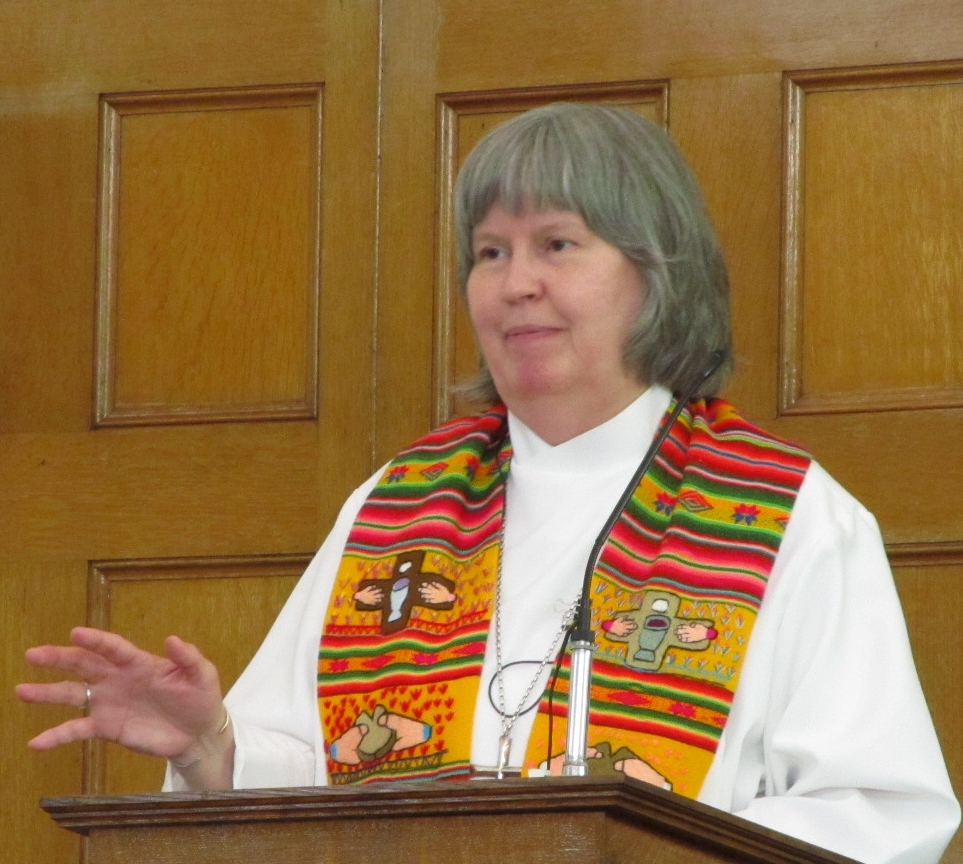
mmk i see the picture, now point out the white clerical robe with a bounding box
[168,387,960,863]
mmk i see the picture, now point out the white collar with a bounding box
[506,386,673,471]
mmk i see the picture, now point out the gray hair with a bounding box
[454,102,732,403]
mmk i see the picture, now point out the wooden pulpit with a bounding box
[42,776,858,864]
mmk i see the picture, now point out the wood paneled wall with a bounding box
[2,2,961,862]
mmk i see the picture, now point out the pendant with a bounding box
[496,734,512,780]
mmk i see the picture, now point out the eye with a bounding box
[474,245,505,262]
[546,237,574,252]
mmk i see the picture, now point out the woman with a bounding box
[18,103,959,862]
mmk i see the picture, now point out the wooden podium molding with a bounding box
[42,776,857,864]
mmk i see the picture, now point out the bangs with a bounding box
[460,116,600,233]
[471,148,576,221]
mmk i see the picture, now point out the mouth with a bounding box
[504,324,561,339]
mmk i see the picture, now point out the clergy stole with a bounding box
[317,400,810,796]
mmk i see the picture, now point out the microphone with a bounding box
[561,350,726,776]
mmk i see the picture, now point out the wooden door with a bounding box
[1,2,379,862]
[375,1,963,861]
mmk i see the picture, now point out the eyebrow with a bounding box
[472,214,587,241]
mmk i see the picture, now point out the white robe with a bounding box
[169,387,960,863]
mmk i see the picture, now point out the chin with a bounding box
[503,378,566,403]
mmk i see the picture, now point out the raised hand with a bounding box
[16,626,233,789]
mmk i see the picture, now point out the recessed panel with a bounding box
[782,66,963,414]
[95,86,322,426]
[435,83,668,423]
[889,543,963,857]
[87,555,309,793]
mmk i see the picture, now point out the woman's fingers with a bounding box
[15,680,89,709]
[70,626,145,667]
[22,644,111,684]
[25,628,177,689]
[27,717,96,751]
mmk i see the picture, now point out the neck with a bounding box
[506,385,648,445]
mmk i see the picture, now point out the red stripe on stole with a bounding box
[317,664,485,699]
[359,491,502,526]
[346,520,500,556]
[322,628,489,651]
[598,550,769,600]
[401,411,504,454]
[590,660,733,701]
[349,489,502,535]
[615,501,783,562]
[601,715,721,752]
[689,449,807,494]
[604,521,777,575]
[672,433,808,489]
[659,411,808,488]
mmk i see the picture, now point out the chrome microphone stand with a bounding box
[562,625,594,776]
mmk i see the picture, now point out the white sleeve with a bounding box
[164,469,383,791]
[698,461,960,863]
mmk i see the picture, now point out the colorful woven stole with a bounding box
[318,399,810,794]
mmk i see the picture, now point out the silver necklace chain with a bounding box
[492,483,579,777]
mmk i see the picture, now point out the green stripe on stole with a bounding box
[318,399,809,794]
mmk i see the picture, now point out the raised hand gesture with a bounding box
[16,626,234,790]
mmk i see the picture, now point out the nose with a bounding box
[500,247,544,302]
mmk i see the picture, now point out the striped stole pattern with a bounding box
[319,399,810,794]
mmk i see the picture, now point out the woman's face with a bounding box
[466,203,647,438]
